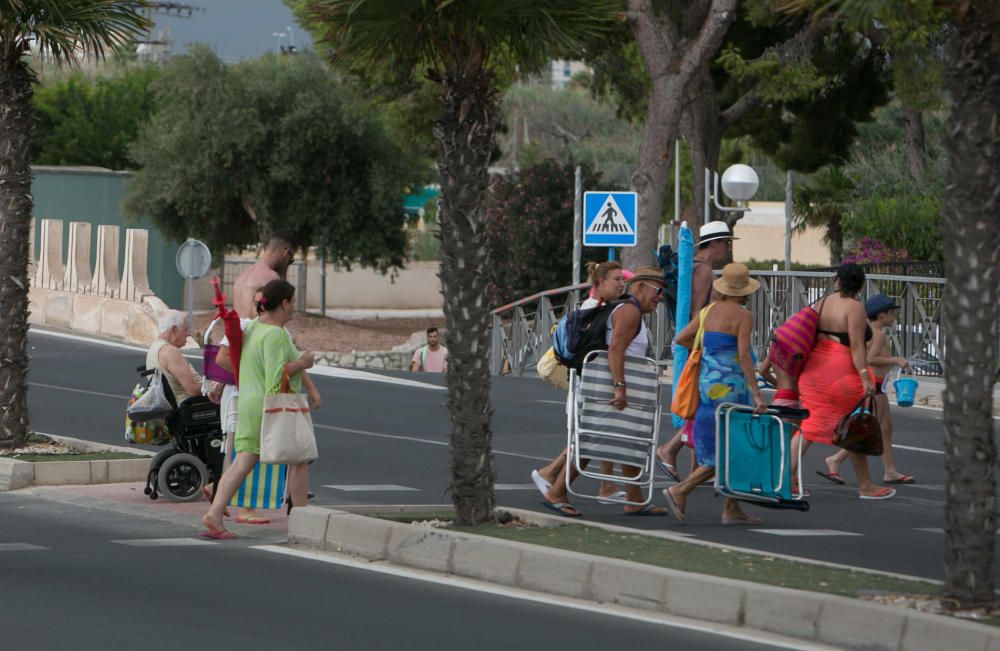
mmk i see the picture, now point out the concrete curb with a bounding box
[288,506,1000,651]
[0,432,152,491]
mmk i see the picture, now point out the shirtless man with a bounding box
[820,294,913,485]
[655,221,735,481]
[233,235,296,317]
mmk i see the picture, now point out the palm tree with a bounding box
[0,1,151,449]
[302,0,617,524]
[786,0,1000,609]
[790,165,854,265]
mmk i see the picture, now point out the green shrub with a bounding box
[486,159,615,306]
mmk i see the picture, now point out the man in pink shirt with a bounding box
[410,327,448,372]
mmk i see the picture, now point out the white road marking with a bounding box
[0,543,49,551]
[893,444,944,455]
[111,538,218,547]
[323,484,419,492]
[29,327,149,352]
[906,484,944,491]
[494,483,539,490]
[308,365,445,391]
[29,381,126,401]
[750,529,863,537]
[914,528,1000,535]
[251,544,838,651]
[314,424,549,461]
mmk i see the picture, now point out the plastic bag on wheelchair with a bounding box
[125,384,171,444]
[127,370,173,422]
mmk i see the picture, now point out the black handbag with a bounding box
[832,397,883,456]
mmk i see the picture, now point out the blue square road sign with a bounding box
[583,191,637,247]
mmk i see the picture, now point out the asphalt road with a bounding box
[25,328,995,584]
[0,491,795,651]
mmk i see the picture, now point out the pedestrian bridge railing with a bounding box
[489,271,947,378]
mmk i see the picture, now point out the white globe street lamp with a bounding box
[721,164,760,206]
[705,163,760,217]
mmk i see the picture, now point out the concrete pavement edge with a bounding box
[0,432,152,491]
[288,505,999,651]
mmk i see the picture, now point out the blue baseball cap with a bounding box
[865,294,899,319]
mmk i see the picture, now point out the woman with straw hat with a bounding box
[664,263,768,525]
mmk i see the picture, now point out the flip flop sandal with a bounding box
[235,515,271,525]
[597,490,628,505]
[883,475,915,485]
[531,470,552,497]
[540,501,582,518]
[721,513,763,525]
[661,488,686,524]
[198,528,236,540]
[859,487,896,500]
[655,458,681,482]
[623,504,668,516]
[815,470,846,485]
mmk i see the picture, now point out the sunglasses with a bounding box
[639,281,667,297]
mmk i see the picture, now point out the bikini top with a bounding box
[818,324,873,347]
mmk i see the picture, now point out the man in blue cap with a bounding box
[824,294,914,484]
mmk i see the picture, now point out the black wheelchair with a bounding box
[137,366,226,502]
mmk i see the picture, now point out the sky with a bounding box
[149,0,313,62]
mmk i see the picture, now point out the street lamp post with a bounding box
[704,163,760,216]
[703,162,759,254]
[272,31,287,52]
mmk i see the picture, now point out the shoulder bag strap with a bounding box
[693,304,714,352]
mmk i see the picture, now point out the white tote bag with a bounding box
[259,368,318,465]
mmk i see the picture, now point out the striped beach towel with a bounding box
[227,442,287,510]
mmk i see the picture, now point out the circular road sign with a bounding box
[175,239,212,279]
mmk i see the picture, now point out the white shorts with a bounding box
[221,384,239,435]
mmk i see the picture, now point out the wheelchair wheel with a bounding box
[156,453,208,502]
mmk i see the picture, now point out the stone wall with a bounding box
[28,219,166,345]
[315,350,412,371]
[312,328,440,371]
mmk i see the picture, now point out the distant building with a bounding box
[544,59,591,89]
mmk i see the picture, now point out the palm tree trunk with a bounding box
[0,59,35,451]
[433,70,498,525]
[940,2,1000,608]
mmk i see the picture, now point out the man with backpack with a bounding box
[410,327,448,372]
[541,266,670,517]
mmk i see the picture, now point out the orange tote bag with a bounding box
[670,305,712,420]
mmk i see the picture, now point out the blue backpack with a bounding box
[552,297,640,371]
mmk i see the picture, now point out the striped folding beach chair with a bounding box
[566,350,661,506]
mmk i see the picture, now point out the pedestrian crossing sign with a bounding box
[583,191,637,247]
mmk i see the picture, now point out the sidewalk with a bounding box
[21,481,289,543]
[288,504,1000,651]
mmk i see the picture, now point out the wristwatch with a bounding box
[613,381,627,388]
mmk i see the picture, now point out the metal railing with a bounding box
[490,271,949,378]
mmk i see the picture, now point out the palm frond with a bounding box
[305,0,620,76]
[0,0,152,65]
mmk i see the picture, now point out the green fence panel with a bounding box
[31,166,184,308]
